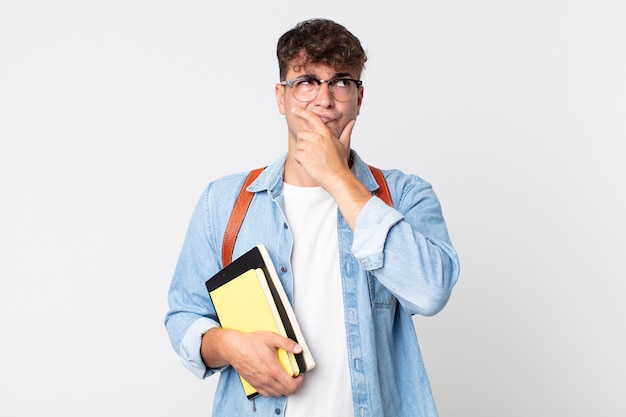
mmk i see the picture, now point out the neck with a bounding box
[283,157,319,187]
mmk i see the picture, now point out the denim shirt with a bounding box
[165,151,460,417]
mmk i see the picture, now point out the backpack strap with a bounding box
[221,165,392,266]
[221,167,265,267]
[368,165,393,208]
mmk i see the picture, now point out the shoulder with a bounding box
[377,167,434,193]
[206,171,251,192]
[193,171,254,216]
[378,168,440,211]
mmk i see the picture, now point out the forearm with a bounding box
[324,170,372,230]
[376,221,459,315]
[352,189,460,315]
[201,327,233,369]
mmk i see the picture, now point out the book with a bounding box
[205,244,315,399]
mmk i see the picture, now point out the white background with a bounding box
[1,1,624,416]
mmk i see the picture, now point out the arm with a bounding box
[352,173,460,316]
[165,185,304,396]
[286,107,459,314]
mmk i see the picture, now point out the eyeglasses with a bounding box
[280,77,363,102]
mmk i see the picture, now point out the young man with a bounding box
[165,18,460,417]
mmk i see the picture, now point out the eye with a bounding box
[294,76,319,88]
[332,79,350,88]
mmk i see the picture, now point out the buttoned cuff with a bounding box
[352,197,403,270]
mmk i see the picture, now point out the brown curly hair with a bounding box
[277,18,367,80]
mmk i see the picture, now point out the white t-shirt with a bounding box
[281,183,354,416]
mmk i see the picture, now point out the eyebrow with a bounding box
[298,72,355,80]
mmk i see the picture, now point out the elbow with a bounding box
[408,288,452,316]
[403,260,459,316]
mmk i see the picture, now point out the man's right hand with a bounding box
[201,327,305,397]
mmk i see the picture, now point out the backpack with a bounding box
[222,166,392,266]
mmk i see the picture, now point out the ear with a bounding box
[356,86,364,116]
[276,83,286,115]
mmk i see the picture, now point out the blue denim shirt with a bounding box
[165,151,460,417]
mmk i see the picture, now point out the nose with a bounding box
[312,81,334,107]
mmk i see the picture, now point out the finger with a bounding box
[257,374,304,398]
[291,107,327,133]
[252,336,304,396]
[278,337,303,355]
[264,332,303,355]
[338,119,356,148]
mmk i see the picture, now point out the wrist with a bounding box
[201,327,231,369]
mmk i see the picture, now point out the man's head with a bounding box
[276,19,367,81]
[275,19,366,152]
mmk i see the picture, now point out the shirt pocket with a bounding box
[366,271,396,309]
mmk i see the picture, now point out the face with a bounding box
[275,62,364,141]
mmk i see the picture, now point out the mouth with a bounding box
[317,115,334,124]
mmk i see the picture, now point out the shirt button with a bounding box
[280,266,288,273]
[283,223,288,229]
[347,309,356,321]
[275,408,281,415]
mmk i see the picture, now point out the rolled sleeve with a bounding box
[351,197,403,270]
[178,317,223,379]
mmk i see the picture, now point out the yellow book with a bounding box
[206,245,315,399]
[209,268,298,397]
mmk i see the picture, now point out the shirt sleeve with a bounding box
[349,173,460,316]
[351,196,404,270]
[165,184,227,379]
[178,318,226,379]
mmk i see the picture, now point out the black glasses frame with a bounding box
[280,77,363,102]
